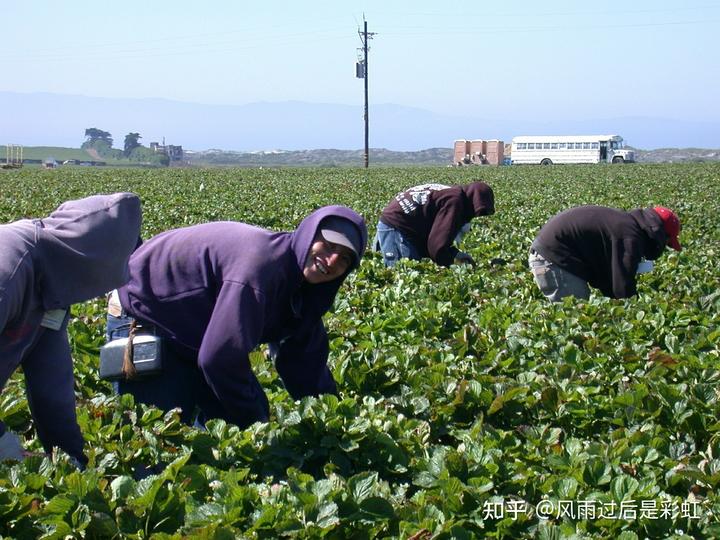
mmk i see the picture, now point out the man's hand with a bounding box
[454,251,476,266]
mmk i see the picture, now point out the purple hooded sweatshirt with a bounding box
[117,205,368,428]
[0,193,142,462]
[380,181,495,266]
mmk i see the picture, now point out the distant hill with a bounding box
[187,147,454,167]
[2,91,719,151]
[187,146,720,167]
[632,147,720,163]
[0,145,140,166]
[4,145,719,168]
[2,146,96,162]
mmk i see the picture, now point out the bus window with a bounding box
[543,143,550,149]
[559,143,566,149]
[591,143,599,149]
[583,142,592,149]
[551,143,558,149]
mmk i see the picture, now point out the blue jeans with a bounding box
[106,313,227,426]
[374,221,421,267]
[528,249,590,302]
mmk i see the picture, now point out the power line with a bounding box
[363,4,720,22]
[1,28,350,61]
[376,18,718,37]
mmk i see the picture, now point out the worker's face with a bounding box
[303,233,354,284]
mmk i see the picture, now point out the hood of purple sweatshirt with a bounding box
[1,192,141,359]
[292,205,367,267]
[32,193,142,309]
[289,205,368,319]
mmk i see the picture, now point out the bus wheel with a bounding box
[541,159,553,165]
[612,157,625,164]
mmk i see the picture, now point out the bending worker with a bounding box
[529,205,682,301]
[105,206,367,430]
[0,193,142,465]
[375,181,495,267]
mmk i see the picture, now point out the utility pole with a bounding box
[356,18,375,168]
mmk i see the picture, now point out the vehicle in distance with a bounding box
[510,134,635,165]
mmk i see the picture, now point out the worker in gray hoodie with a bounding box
[0,193,142,465]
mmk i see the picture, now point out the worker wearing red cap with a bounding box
[528,205,682,301]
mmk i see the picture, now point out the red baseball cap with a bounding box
[653,207,682,251]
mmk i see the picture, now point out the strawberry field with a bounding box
[1,163,719,539]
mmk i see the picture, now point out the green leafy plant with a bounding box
[0,163,718,538]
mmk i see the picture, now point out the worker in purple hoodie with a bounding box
[0,193,142,465]
[375,181,495,267]
[105,205,367,430]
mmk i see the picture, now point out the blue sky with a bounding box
[1,1,718,148]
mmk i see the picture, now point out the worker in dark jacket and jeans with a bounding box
[529,205,682,301]
[375,181,495,267]
[0,193,142,465]
[105,206,367,430]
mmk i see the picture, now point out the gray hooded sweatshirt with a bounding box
[0,193,142,462]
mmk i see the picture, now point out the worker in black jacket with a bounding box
[529,205,681,301]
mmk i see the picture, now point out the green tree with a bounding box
[83,128,113,146]
[92,140,124,160]
[124,133,142,157]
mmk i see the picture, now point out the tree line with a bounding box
[82,128,169,166]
